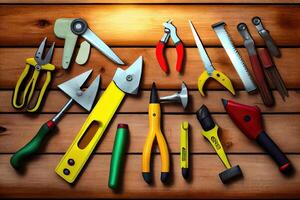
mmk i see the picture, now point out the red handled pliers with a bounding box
[156,20,184,73]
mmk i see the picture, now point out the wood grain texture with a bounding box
[1,90,299,113]
[1,114,299,153]
[0,48,298,89]
[1,0,300,4]
[0,5,300,47]
[0,154,299,198]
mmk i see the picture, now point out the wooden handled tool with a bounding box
[237,23,274,107]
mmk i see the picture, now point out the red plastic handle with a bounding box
[156,41,168,73]
[175,42,184,73]
[249,54,274,107]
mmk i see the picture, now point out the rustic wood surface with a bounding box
[0,1,299,199]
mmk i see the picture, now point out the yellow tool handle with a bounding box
[55,81,125,183]
[27,71,52,112]
[180,122,189,169]
[202,126,231,169]
[198,70,235,96]
[142,104,169,173]
[12,58,55,111]
[12,63,31,109]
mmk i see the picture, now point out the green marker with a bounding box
[108,124,128,190]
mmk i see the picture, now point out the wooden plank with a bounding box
[0,5,300,47]
[0,48,298,89]
[1,0,300,4]
[0,154,299,198]
[1,114,299,153]
[1,90,299,113]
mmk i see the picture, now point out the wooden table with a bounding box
[0,0,299,199]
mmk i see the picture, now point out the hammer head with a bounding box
[179,82,189,109]
[58,69,100,111]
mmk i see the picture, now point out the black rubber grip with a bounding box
[256,131,291,172]
[196,105,215,131]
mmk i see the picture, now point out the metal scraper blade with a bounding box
[212,22,257,93]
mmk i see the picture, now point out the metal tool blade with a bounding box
[252,16,281,58]
[82,28,125,65]
[113,56,143,95]
[212,22,257,93]
[35,37,47,64]
[189,20,214,74]
[58,69,100,111]
[237,23,256,56]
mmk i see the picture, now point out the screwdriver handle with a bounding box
[10,121,56,169]
[249,55,274,107]
[257,131,291,172]
[108,124,128,190]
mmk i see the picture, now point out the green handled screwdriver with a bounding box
[10,70,100,170]
[108,124,129,190]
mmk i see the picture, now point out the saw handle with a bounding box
[10,121,56,169]
[249,55,274,107]
[256,131,291,172]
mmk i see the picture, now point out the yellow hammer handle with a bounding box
[202,126,231,169]
[55,81,125,183]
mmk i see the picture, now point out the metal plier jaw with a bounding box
[12,37,55,112]
[156,20,184,73]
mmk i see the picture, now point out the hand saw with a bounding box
[55,56,143,183]
[212,22,257,93]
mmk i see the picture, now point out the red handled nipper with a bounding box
[156,20,184,73]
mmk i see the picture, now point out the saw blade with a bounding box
[212,22,257,93]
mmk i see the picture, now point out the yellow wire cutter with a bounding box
[12,37,55,112]
[189,20,235,96]
[142,82,170,184]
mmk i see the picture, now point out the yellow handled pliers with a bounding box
[189,20,235,96]
[12,37,55,112]
[142,82,170,184]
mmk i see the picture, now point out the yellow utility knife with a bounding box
[12,37,55,112]
[55,56,143,183]
[189,20,235,96]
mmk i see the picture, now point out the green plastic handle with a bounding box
[10,121,56,169]
[108,124,128,190]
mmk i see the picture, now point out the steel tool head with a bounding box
[189,20,214,74]
[58,69,100,111]
[160,82,189,109]
[113,56,143,95]
[35,37,55,65]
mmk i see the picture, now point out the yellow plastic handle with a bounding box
[142,104,169,173]
[198,70,235,96]
[180,122,189,169]
[55,81,125,183]
[12,58,55,112]
[201,125,231,169]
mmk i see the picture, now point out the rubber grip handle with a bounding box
[196,105,215,131]
[175,42,184,73]
[256,131,291,172]
[155,41,168,73]
[108,124,128,190]
[249,55,274,107]
[10,120,56,169]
